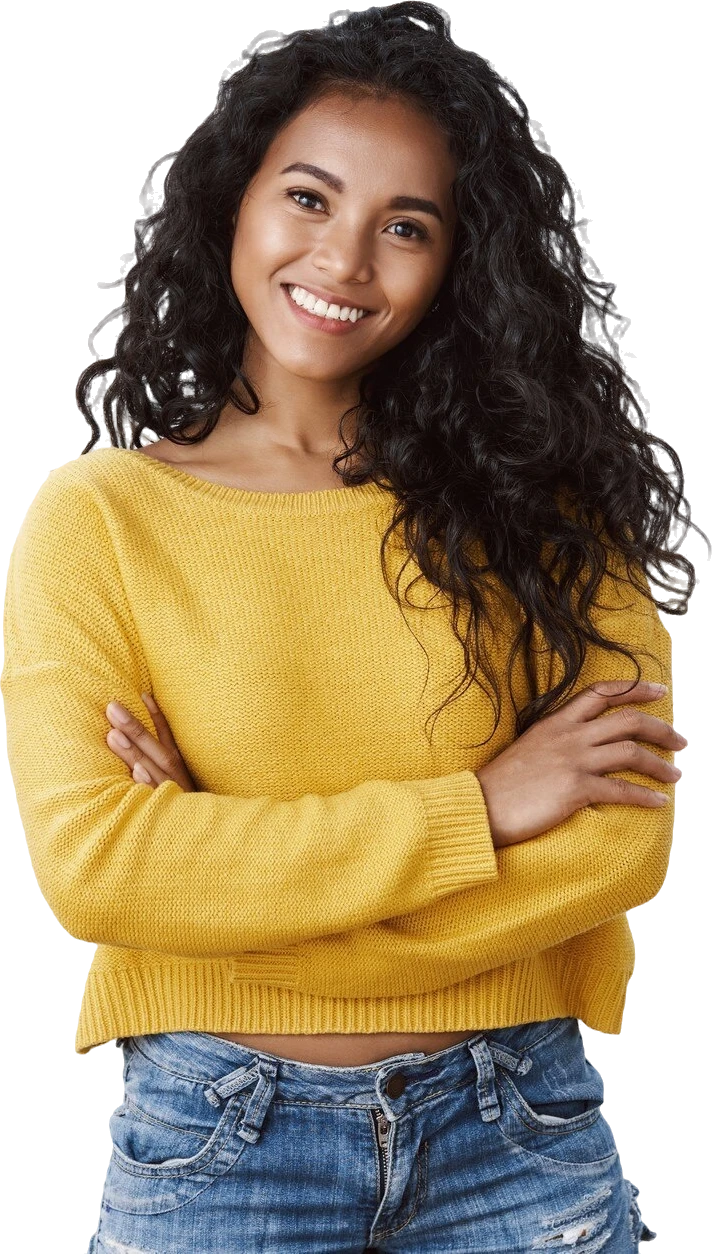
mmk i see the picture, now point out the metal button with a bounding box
[385,1072,406,1098]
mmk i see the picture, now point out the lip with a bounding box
[284,281,374,312]
[280,283,374,336]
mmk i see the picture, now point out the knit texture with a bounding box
[1,448,675,1053]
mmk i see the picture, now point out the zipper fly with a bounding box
[372,1109,391,1198]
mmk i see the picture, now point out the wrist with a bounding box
[473,765,504,849]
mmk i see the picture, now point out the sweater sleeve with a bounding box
[290,552,677,998]
[0,468,498,959]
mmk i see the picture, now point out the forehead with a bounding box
[259,90,458,198]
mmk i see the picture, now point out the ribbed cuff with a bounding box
[409,769,499,898]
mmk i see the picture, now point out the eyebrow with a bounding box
[279,161,445,224]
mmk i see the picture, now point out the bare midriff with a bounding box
[205,1030,478,1065]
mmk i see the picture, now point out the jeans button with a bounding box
[386,1072,406,1098]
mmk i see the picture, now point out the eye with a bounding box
[287,188,325,212]
[284,189,429,241]
[388,220,428,241]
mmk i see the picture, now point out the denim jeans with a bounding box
[86,1016,656,1252]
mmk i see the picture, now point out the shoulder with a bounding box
[129,438,180,465]
[9,449,134,574]
[19,446,154,523]
[21,447,121,502]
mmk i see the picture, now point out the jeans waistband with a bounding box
[122,1028,537,1145]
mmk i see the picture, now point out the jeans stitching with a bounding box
[110,1092,248,1178]
[121,1093,215,1143]
[128,1037,234,1085]
[491,1115,619,1168]
[374,1133,429,1240]
[498,1070,603,1137]
[262,1075,473,1111]
[486,1016,570,1056]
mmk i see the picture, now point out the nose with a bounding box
[312,223,374,288]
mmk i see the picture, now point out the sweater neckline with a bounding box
[94,446,392,516]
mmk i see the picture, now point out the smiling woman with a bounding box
[222,85,458,400]
[2,1,701,1250]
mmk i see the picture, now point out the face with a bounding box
[229,89,459,384]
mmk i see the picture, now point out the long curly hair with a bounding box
[75,1,708,746]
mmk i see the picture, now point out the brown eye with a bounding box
[287,189,324,211]
[388,220,428,241]
[285,189,429,242]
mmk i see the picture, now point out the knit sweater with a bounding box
[0,447,675,1054]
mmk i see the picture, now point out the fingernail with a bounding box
[141,692,157,712]
[110,730,131,750]
[108,701,130,724]
[133,763,151,783]
[650,683,668,694]
[653,792,669,804]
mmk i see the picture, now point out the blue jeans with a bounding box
[86,1016,656,1252]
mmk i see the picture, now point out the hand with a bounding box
[475,679,687,849]
[105,693,197,792]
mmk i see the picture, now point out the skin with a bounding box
[115,89,465,1065]
[134,87,459,489]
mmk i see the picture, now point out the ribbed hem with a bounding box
[409,769,498,896]
[75,952,299,1054]
[74,949,632,1054]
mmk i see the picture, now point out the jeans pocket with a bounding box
[492,1017,619,1165]
[108,1088,249,1176]
[103,1038,255,1216]
[498,1067,603,1134]
[516,1090,602,1123]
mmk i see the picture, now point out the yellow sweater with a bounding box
[0,448,676,1054]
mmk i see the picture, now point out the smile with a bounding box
[281,284,374,335]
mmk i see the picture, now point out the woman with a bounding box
[1,4,704,1250]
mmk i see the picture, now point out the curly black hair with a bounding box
[75,1,708,746]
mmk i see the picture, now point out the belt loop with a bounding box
[204,1061,257,1107]
[466,1034,534,1123]
[235,1059,277,1144]
[467,1035,501,1123]
[203,1057,278,1145]
[489,1041,533,1076]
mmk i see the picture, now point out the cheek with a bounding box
[381,288,434,337]
[380,259,436,318]
[232,206,308,280]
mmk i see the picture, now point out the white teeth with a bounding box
[287,285,366,322]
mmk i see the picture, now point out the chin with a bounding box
[263,339,355,376]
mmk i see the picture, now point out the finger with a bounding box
[141,692,180,750]
[587,774,671,808]
[106,701,178,776]
[132,760,167,787]
[106,728,172,787]
[586,708,686,752]
[587,742,681,785]
[561,680,668,724]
